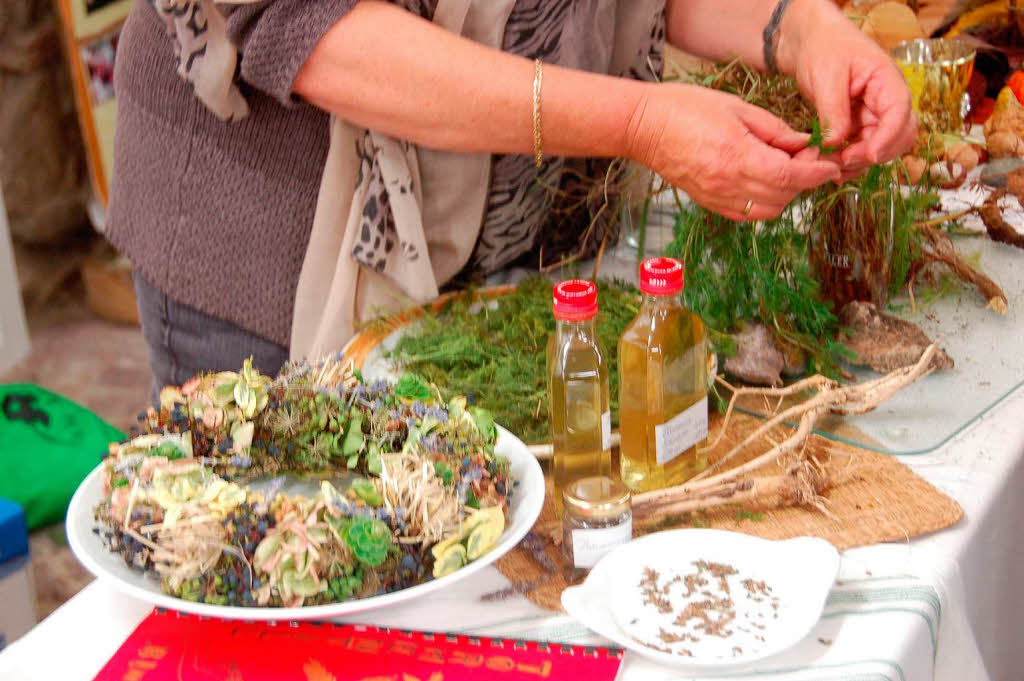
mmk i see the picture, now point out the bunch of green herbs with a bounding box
[386,276,639,444]
[666,200,851,377]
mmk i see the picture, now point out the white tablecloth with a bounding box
[2,389,1022,681]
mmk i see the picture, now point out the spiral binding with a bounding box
[152,609,625,659]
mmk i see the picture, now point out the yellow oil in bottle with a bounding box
[619,259,709,492]
[548,281,612,514]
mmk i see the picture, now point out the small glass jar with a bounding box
[562,476,632,583]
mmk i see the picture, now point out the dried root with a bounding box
[634,457,840,529]
[979,189,1024,250]
[632,345,938,522]
[142,512,236,591]
[918,224,1008,315]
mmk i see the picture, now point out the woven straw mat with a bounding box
[494,410,963,612]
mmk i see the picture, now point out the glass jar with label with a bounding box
[618,257,709,492]
[562,475,632,582]
[547,279,612,515]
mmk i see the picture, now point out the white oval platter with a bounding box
[67,425,544,621]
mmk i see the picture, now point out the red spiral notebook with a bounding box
[94,609,624,681]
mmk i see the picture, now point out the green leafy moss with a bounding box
[394,374,431,402]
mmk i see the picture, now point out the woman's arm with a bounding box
[666,0,915,169]
[293,1,839,221]
[294,1,642,159]
[665,0,780,71]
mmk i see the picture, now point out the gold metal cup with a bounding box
[891,38,976,134]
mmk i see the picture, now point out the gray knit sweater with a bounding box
[108,0,352,347]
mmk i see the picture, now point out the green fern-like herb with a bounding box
[387,277,639,444]
[666,198,849,377]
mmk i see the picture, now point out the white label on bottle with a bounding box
[571,519,632,568]
[655,397,709,466]
[601,410,612,451]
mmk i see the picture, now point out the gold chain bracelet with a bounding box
[532,59,543,169]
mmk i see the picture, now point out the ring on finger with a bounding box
[742,199,754,216]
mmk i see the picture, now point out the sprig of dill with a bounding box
[386,277,639,444]
[808,118,837,156]
[666,201,851,377]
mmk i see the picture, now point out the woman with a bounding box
[107,0,915,401]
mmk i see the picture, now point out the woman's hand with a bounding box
[627,84,841,221]
[777,0,917,178]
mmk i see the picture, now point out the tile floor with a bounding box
[1,281,152,619]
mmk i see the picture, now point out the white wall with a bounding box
[0,184,29,373]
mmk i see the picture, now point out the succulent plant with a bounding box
[342,411,365,467]
[433,543,468,578]
[430,506,504,577]
[111,433,194,460]
[469,407,497,443]
[394,373,432,403]
[253,513,331,606]
[229,421,255,455]
[147,465,245,527]
[343,517,393,567]
[466,510,504,560]
[349,479,383,508]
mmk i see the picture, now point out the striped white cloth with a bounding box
[0,544,982,681]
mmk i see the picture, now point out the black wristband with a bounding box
[762,0,795,74]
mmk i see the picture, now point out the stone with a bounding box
[723,323,786,387]
[979,157,1024,189]
[838,301,954,373]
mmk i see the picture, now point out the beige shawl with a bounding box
[152,0,660,360]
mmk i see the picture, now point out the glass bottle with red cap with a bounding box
[618,257,709,492]
[547,279,612,513]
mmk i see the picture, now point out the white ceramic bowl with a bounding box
[562,529,839,670]
[67,426,544,621]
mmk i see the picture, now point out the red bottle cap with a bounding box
[640,257,684,295]
[552,279,598,321]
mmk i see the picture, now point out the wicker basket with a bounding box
[80,255,139,326]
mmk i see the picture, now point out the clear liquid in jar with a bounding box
[618,299,708,492]
[548,323,611,515]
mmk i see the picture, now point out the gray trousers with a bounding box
[133,273,289,406]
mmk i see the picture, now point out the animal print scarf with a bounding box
[149,0,256,121]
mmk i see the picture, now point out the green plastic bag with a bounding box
[0,384,125,530]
